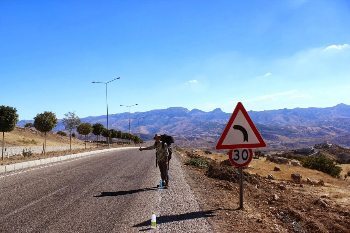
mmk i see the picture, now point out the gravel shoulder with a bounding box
[178,149,350,233]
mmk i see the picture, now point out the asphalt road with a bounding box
[0,148,212,232]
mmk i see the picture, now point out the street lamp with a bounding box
[120,104,138,144]
[137,116,145,145]
[92,77,120,147]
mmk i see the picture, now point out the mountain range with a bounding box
[18,103,350,149]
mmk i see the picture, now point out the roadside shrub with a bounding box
[220,159,232,166]
[207,162,239,182]
[185,157,209,169]
[302,154,342,178]
[22,148,33,157]
[57,131,67,136]
[206,161,260,184]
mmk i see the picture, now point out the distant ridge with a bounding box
[18,103,350,149]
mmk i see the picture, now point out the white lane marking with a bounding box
[0,185,69,221]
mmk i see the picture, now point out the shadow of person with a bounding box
[94,187,158,197]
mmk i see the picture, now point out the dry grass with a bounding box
[340,164,350,177]
[2,127,84,147]
[247,158,344,184]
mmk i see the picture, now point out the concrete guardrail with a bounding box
[0,147,135,174]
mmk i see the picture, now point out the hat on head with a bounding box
[153,134,160,140]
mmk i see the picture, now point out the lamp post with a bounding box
[137,116,145,145]
[92,77,120,147]
[120,104,138,144]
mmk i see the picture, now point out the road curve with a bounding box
[0,148,212,232]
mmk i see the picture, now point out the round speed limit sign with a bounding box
[227,149,253,167]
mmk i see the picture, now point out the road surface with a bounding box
[0,148,212,232]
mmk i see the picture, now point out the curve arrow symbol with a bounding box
[233,125,248,142]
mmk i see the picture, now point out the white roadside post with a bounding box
[216,102,266,210]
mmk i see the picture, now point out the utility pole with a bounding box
[120,104,138,144]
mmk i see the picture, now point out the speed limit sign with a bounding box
[227,149,253,167]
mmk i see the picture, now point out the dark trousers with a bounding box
[158,159,169,184]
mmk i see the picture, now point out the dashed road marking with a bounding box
[0,185,69,221]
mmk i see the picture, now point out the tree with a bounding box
[133,135,143,144]
[77,123,92,149]
[92,123,104,147]
[110,129,117,139]
[101,128,110,143]
[62,112,81,151]
[24,122,33,128]
[116,130,122,139]
[0,105,19,160]
[34,111,57,155]
[302,154,342,178]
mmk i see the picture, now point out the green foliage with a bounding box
[101,128,110,138]
[0,105,19,132]
[57,131,67,136]
[120,132,127,139]
[302,154,342,178]
[185,157,209,169]
[109,129,117,138]
[116,130,122,138]
[34,111,58,133]
[62,112,81,133]
[24,122,33,128]
[92,123,104,136]
[77,123,92,136]
[133,136,143,143]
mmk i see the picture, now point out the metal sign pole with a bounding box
[239,167,244,209]
[215,102,266,211]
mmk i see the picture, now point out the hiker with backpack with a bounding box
[139,134,174,188]
[161,134,174,169]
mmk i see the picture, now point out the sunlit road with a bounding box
[0,148,212,232]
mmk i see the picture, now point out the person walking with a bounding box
[139,134,169,188]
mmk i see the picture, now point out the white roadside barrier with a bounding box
[0,147,135,174]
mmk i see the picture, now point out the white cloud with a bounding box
[182,78,208,93]
[187,79,199,84]
[256,72,273,79]
[324,44,350,51]
[263,72,272,78]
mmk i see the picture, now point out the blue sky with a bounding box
[1,0,350,120]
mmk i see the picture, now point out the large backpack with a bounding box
[160,134,174,145]
[160,134,174,162]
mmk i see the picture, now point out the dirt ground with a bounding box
[178,149,350,233]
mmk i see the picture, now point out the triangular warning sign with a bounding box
[216,102,266,150]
